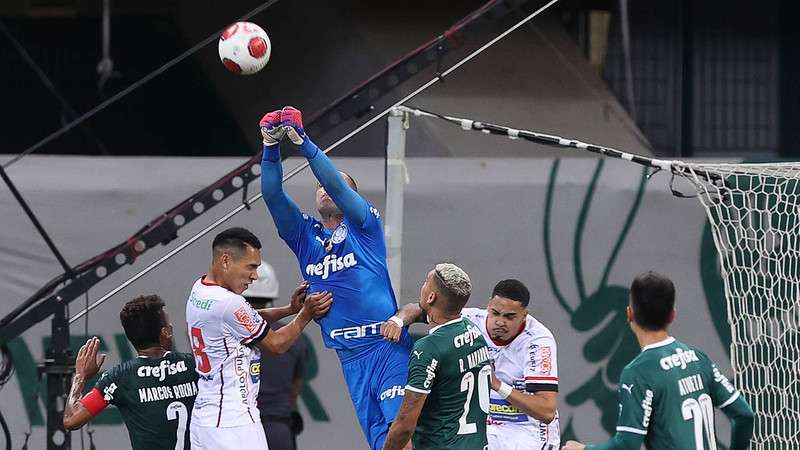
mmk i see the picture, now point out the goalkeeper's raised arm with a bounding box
[280,106,370,227]
[260,109,304,242]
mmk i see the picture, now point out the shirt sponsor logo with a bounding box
[305,253,358,280]
[712,365,736,394]
[234,347,250,405]
[540,346,553,375]
[137,360,189,382]
[424,358,439,389]
[379,385,405,401]
[453,324,482,348]
[642,389,654,427]
[659,348,699,371]
[234,306,260,334]
[103,383,118,402]
[488,398,527,423]
[369,206,380,219]
[189,293,214,311]
[329,321,382,340]
[249,360,261,384]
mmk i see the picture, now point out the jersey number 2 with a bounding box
[166,401,187,450]
[682,394,717,450]
[457,365,491,435]
[190,327,211,373]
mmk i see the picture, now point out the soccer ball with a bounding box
[218,22,271,75]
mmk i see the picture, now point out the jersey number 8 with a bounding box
[190,327,211,373]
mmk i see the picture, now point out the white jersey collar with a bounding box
[429,317,463,334]
[641,336,675,352]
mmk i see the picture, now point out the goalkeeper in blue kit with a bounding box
[562,271,754,450]
[259,106,413,450]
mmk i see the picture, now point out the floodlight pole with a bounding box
[386,109,409,301]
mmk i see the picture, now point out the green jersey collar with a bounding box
[641,336,675,352]
[429,317,464,334]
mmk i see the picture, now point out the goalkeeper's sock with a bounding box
[262,142,281,163]
[298,138,320,159]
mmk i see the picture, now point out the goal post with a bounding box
[674,162,800,449]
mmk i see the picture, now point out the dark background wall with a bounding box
[0,0,795,159]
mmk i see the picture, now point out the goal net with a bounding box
[675,162,800,449]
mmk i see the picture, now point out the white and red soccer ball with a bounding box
[218,22,271,75]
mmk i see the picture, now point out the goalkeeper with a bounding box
[259,106,412,450]
[562,271,754,450]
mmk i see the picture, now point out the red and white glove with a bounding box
[259,109,285,145]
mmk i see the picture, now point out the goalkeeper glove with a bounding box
[259,109,286,145]
[281,106,306,145]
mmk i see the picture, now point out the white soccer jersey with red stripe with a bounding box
[461,307,560,443]
[186,276,267,428]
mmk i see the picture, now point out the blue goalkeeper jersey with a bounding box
[285,205,400,352]
[260,139,406,356]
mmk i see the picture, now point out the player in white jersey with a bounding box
[384,279,559,450]
[187,227,332,449]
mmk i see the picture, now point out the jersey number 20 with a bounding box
[458,365,492,435]
[682,394,717,450]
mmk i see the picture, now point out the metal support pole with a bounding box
[385,109,409,300]
[42,297,72,450]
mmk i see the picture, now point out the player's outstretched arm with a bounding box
[258,291,332,355]
[259,109,304,241]
[721,395,754,450]
[257,281,309,323]
[491,367,557,423]
[282,106,369,226]
[63,337,107,430]
[381,303,426,342]
[382,390,426,450]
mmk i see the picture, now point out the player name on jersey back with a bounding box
[93,352,198,450]
[613,337,742,450]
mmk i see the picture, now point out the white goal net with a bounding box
[675,162,800,449]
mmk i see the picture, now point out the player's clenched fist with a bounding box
[299,290,333,320]
[259,109,285,145]
[561,440,586,450]
[380,317,403,342]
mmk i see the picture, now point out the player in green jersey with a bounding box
[562,271,754,450]
[63,295,199,450]
[383,263,492,450]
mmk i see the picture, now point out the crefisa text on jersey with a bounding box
[137,359,189,381]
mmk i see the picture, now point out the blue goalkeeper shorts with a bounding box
[338,333,413,450]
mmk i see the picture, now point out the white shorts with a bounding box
[190,420,268,450]
[487,421,560,450]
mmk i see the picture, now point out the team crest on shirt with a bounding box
[234,306,259,333]
[331,223,348,244]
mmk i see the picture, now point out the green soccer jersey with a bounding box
[406,317,492,450]
[92,352,198,450]
[605,337,742,450]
